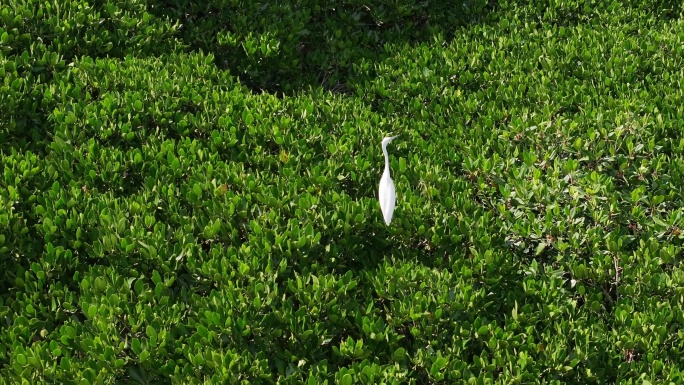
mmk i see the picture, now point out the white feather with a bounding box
[379,135,398,226]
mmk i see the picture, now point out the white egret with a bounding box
[379,135,399,226]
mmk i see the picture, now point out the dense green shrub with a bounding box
[1,0,684,383]
[145,0,492,93]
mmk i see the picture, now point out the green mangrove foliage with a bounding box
[1,0,684,383]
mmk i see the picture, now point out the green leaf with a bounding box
[340,373,353,385]
[393,347,406,361]
[146,325,157,340]
[243,110,254,125]
[430,357,448,376]
[152,270,161,286]
[171,158,180,171]
[197,324,208,339]
[131,338,142,355]
[139,349,150,362]
[86,304,97,319]
[60,357,71,370]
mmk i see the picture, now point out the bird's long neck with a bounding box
[382,143,390,174]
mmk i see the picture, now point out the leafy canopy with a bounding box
[1,0,684,383]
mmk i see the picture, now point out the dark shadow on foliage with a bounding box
[507,0,682,24]
[144,0,496,96]
[144,0,683,97]
[335,223,535,380]
[0,0,182,158]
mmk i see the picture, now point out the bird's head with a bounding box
[381,135,399,147]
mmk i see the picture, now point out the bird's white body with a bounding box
[379,136,398,226]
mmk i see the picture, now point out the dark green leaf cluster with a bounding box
[1,0,684,383]
[144,0,491,93]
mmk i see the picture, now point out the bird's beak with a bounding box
[389,135,399,141]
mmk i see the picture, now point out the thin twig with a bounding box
[613,255,620,301]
